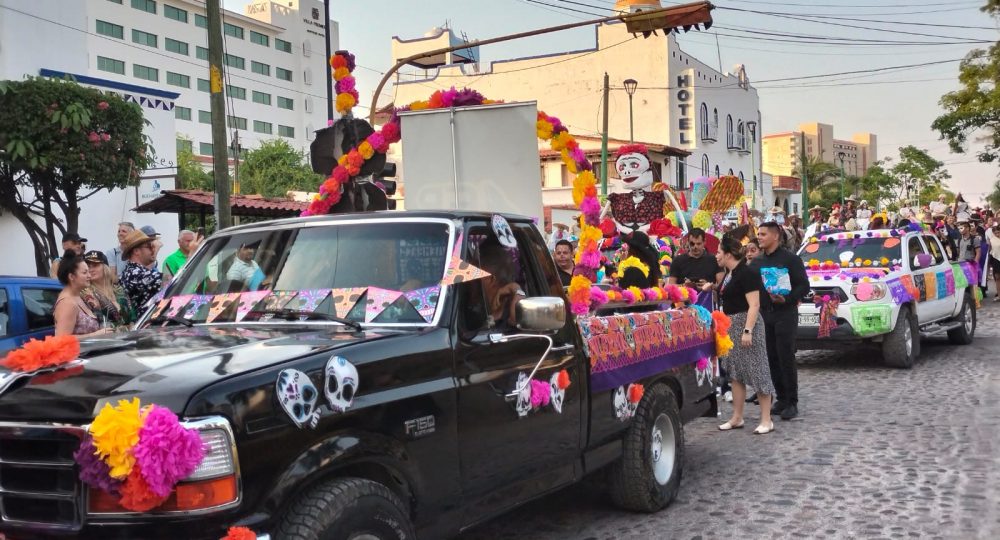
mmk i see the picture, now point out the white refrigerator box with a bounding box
[398,102,544,224]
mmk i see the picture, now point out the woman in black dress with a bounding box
[716,237,775,435]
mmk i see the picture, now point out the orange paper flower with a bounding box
[118,468,168,512]
[222,527,258,540]
[627,383,644,404]
[556,369,571,390]
[1,334,80,372]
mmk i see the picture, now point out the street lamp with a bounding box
[624,78,638,143]
[747,120,757,210]
[837,151,846,207]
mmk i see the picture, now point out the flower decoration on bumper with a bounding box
[1,334,80,372]
[814,294,841,339]
[75,398,206,512]
[330,50,358,115]
[222,527,258,540]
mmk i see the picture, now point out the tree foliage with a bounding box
[931,3,1000,164]
[237,139,321,198]
[855,146,952,211]
[0,76,153,275]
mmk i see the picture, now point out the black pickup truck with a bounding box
[0,211,717,540]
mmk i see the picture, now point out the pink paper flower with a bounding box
[87,131,100,143]
[529,379,550,408]
[132,405,206,498]
[381,122,401,143]
[589,286,608,306]
[696,357,710,371]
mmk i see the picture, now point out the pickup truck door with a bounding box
[452,221,582,522]
[906,235,937,324]
[922,234,960,320]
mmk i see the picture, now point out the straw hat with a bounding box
[121,229,153,258]
[809,205,824,213]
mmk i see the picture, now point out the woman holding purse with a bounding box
[716,237,775,435]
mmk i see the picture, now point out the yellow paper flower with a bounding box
[880,257,889,266]
[335,93,356,114]
[409,101,430,111]
[618,256,650,278]
[627,286,644,302]
[863,259,872,266]
[692,210,713,231]
[89,398,147,479]
[536,120,554,140]
[358,141,374,160]
[333,66,350,81]
[716,333,734,357]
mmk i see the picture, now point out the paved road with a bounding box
[459,300,1000,540]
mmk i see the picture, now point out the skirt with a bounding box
[722,311,775,396]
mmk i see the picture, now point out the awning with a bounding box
[134,189,307,219]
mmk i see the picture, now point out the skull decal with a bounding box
[276,369,320,429]
[491,214,517,248]
[612,386,631,421]
[549,372,566,414]
[514,372,532,418]
[324,355,359,413]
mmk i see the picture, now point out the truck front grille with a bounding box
[0,424,85,532]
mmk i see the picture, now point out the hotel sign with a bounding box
[676,74,692,146]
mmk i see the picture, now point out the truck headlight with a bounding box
[851,282,887,302]
[88,417,240,515]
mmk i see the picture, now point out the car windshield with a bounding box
[799,235,903,267]
[160,221,452,325]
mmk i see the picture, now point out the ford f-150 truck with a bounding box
[0,211,718,540]
[796,228,976,368]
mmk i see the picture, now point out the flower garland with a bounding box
[1,334,79,372]
[76,398,206,512]
[330,51,358,116]
[617,256,650,278]
[711,311,734,357]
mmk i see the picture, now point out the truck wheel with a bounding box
[947,293,976,345]
[608,383,684,512]
[275,477,414,540]
[883,306,919,369]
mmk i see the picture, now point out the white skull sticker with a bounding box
[549,372,566,414]
[515,372,532,417]
[491,214,517,248]
[276,369,320,429]
[613,386,631,421]
[324,355,359,413]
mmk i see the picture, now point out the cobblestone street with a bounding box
[460,300,1000,540]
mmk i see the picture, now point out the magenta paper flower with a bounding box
[530,379,551,408]
[132,406,207,498]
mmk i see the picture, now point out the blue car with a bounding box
[0,276,62,355]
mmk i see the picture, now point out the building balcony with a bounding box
[728,133,751,154]
[701,124,718,142]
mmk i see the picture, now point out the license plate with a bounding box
[799,314,819,327]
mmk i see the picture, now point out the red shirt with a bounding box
[608,191,665,231]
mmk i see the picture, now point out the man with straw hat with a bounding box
[119,229,163,311]
[804,205,826,241]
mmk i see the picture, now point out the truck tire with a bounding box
[608,383,684,512]
[947,293,976,345]
[275,477,414,540]
[883,306,919,369]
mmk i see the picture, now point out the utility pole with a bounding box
[206,0,231,229]
[600,72,610,197]
[324,0,333,121]
[799,131,809,213]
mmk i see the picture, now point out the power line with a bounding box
[714,24,991,45]
[721,0,981,8]
[783,13,999,31]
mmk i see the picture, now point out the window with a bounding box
[254,120,273,134]
[738,171,745,182]
[701,154,710,175]
[227,116,247,130]
[276,67,292,81]
[166,71,189,87]
[304,97,312,113]
[252,91,271,105]
[199,142,214,156]
[195,13,207,28]
[728,168,734,176]
[96,20,123,39]
[226,85,246,100]
[224,54,245,70]
[713,108,719,128]
[303,69,312,85]
[277,96,293,110]
[278,125,295,138]
[676,157,687,190]
[196,46,208,60]
[924,235,946,264]
[197,78,210,92]
[223,22,244,39]
[131,29,157,47]
[22,288,59,331]
[131,0,156,14]
[175,106,192,121]
[97,56,125,75]
[726,114,734,147]
[165,38,188,55]
[251,61,270,76]
[250,30,269,46]
[275,38,292,53]
[714,165,720,178]
[0,288,7,337]
[198,110,211,124]
[177,138,193,153]
[132,64,158,82]
[907,236,927,269]
[107,0,123,4]
[164,4,187,22]
[737,121,745,149]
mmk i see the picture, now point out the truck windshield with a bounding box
[162,221,452,325]
[799,236,903,267]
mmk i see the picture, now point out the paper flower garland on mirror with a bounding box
[75,398,206,512]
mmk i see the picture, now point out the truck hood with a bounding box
[0,325,392,423]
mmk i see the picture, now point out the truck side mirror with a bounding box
[515,297,566,333]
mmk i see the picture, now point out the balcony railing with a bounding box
[701,123,718,142]
[728,133,751,153]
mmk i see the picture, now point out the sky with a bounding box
[226,0,1000,205]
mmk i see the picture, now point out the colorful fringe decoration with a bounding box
[815,295,841,339]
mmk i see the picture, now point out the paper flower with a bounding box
[89,398,146,479]
[118,468,168,512]
[1,334,80,372]
[74,436,123,495]
[556,370,571,390]
[568,275,591,315]
[222,528,258,540]
[132,405,207,498]
[627,383,644,404]
[529,379,551,408]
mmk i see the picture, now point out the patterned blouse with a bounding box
[608,190,666,231]
[120,262,163,312]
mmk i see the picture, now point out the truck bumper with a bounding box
[796,318,881,350]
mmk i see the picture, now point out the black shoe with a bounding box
[780,404,798,420]
[772,400,787,414]
[746,395,759,404]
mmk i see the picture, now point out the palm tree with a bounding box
[987,179,1000,210]
[792,156,841,204]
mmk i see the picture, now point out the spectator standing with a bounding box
[49,233,87,278]
[53,252,111,338]
[744,238,761,263]
[83,250,134,327]
[163,229,198,282]
[105,222,135,279]
[553,239,575,287]
[986,220,1000,301]
[119,230,163,310]
[140,226,163,269]
[667,228,723,293]
[751,222,809,420]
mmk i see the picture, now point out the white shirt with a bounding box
[987,228,1000,262]
[226,258,261,282]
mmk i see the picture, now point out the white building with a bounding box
[0,0,338,275]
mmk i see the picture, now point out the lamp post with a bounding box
[747,120,757,210]
[837,151,846,207]
[624,78,638,143]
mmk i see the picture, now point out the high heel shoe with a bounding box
[718,420,745,431]
[753,422,775,435]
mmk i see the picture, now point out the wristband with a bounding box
[743,328,751,334]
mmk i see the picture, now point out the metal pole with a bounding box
[839,156,845,207]
[628,94,634,144]
[800,131,808,214]
[324,0,333,121]
[750,130,756,211]
[206,0,231,229]
[601,72,610,197]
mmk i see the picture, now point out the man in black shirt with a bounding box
[751,222,809,420]
[668,228,723,293]
[553,240,575,287]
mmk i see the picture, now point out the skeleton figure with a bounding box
[612,386,631,421]
[324,355,359,413]
[601,145,666,235]
[514,372,532,417]
[549,372,566,414]
[276,369,321,429]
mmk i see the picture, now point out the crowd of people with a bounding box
[50,222,203,337]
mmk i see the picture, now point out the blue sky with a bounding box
[227,0,1000,204]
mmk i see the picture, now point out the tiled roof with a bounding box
[134,189,307,218]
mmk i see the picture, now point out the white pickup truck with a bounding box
[796,228,977,368]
